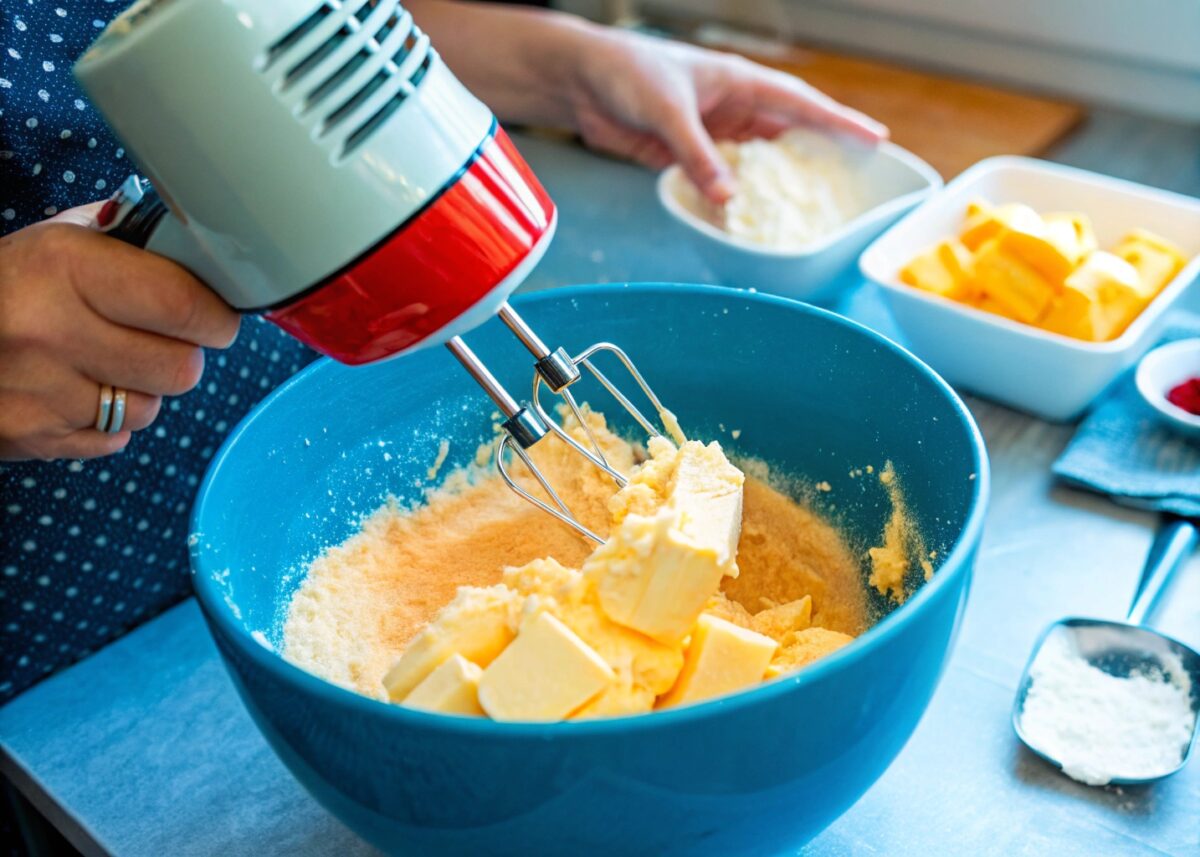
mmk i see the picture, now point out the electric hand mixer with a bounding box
[74,0,678,543]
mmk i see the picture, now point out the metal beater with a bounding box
[447,304,677,543]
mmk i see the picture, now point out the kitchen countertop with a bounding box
[3,118,1199,856]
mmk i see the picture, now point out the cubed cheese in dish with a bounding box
[1040,251,1147,341]
[994,219,1079,284]
[960,200,1043,251]
[1112,229,1187,294]
[899,239,976,301]
[897,199,1190,342]
[972,237,1058,323]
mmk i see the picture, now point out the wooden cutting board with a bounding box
[707,40,1085,179]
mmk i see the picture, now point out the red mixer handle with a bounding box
[90,129,557,365]
[95,175,169,250]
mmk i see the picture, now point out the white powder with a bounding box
[717,129,865,250]
[1020,634,1196,786]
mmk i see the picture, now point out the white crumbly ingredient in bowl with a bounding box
[1020,634,1196,785]
[716,129,865,250]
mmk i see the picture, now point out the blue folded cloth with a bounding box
[1053,314,1200,518]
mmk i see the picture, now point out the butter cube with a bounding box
[971,294,1022,322]
[658,614,777,708]
[899,239,976,301]
[752,595,813,641]
[960,200,1043,251]
[401,653,485,716]
[1112,228,1187,295]
[586,440,744,644]
[382,584,518,701]
[971,237,1057,323]
[502,558,684,717]
[1044,212,1097,259]
[1040,250,1147,341]
[997,220,1079,284]
[478,611,614,722]
[767,627,855,678]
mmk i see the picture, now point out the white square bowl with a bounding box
[658,140,941,302]
[860,156,1200,422]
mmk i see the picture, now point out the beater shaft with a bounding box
[445,337,544,449]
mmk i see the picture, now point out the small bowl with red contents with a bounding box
[1136,339,1200,439]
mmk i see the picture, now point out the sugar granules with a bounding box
[1020,633,1196,786]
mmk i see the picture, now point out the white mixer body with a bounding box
[75,0,556,364]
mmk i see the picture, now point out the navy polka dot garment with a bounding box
[1,1,319,703]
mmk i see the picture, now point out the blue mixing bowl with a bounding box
[191,284,988,856]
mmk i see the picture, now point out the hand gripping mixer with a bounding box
[74,0,675,542]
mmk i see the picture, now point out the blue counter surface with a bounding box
[3,124,1199,856]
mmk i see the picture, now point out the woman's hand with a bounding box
[0,204,240,461]
[409,2,887,202]
[563,31,887,203]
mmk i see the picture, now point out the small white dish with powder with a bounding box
[656,130,940,301]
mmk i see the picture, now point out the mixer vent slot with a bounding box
[285,23,353,87]
[262,0,434,158]
[263,3,335,70]
[343,52,432,156]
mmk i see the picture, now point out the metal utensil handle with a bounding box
[1127,517,1198,626]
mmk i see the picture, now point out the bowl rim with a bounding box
[191,283,990,737]
[1135,338,1200,427]
[860,155,1200,356]
[656,139,943,259]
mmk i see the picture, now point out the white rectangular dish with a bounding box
[860,156,1200,422]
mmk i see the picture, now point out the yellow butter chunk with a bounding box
[996,219,1079,284]
[503,558,684,718]
[898,200,1191,344]
[766,627,855,678]
[1041,250,1147,341]
[478,611,615,722]
[659,614,777,708]
[960,199,1043,251]
[1044,212,1098,260]
[1112,228,1187,295]
[585,438,745,644]
[971,294,1022,322]
[401,653,485,716]
[898,239,976,301]
[971,237,1057,324]
[382,584,519,701]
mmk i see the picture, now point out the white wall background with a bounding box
[559,0,1200,122]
